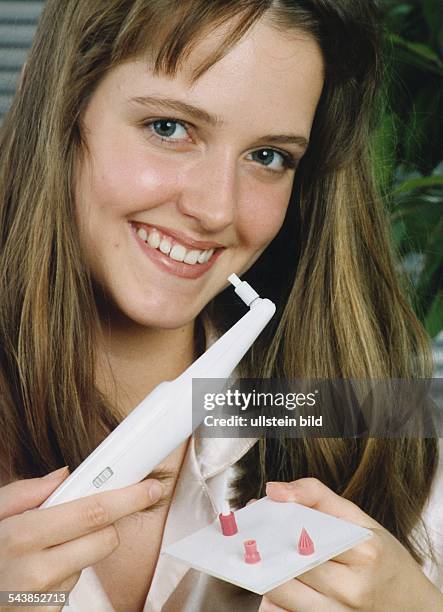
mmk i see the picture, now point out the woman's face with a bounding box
[75,19,324,329]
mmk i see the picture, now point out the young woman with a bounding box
[0,1,441,611]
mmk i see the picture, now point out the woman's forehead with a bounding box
[141,16,324,86]
[102,20,324,139]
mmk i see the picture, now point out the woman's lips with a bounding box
[129,223,223,279]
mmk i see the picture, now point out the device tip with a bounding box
[221,500,230,516]
[228,273,241,287]
[228,273,261,307]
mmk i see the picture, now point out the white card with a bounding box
[163,496,372,594]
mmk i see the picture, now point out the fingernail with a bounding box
[266,481,292,489]
[43,466,69,480]
[148,481,163,503]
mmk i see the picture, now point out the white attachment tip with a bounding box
[221,500,231,515]
[228,273,241,287]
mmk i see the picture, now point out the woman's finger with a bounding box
[295,559,363,605]
[265,578,347,612]
[266,478,379,529]
[56,571,82,594]
[1,478,163,551]
[329,528,383,565]
[39,525,121,586]
[0,468,70,520]
[258,596,290,611]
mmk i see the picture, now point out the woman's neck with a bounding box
[94,308,197,419]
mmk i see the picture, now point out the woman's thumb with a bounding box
[266,478,378,528]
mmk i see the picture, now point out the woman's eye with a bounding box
[148,119,189,141]
[249,148,295,172]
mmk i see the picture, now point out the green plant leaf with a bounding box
[422,0,443,42]
[389,33,443,75]
[391,218,408,248]
[390,34,442,62]
[414,216,443,305]
[393,175,443,194]
[424,290,443,338]
[371,114,398,190]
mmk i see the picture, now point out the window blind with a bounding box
[0,1,43,120]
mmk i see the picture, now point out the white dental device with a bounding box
[41,274,275,508]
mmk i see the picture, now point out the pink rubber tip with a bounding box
[243,539,261,564]
[218,511,238,536]
[297,527,315,555]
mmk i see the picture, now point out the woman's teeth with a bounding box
[135,226,215,265]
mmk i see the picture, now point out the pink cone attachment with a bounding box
[219,510,238,536]
[297,527,315,555]
[243,539,261,564]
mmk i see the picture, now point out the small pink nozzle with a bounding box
[218,510,238,536]
[297,527,315,555]
[243,539,261,564]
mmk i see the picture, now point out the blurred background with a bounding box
[0,0,442,373]
[374,0,443,375]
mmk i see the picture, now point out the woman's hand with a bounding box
[258,478,443,612]
[0,467,163,612]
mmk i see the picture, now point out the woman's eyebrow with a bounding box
[130,95,309,151]
[130,95,221,126]
[254,134,309,152]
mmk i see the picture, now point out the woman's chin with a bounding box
[113,297,199,330]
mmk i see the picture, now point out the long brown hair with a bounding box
[0,0,437,564]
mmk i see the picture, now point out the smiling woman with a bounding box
[74,29,322,329]
[0,1,442,612]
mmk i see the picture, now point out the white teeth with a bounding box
[204,248,214,262]
[137,227,148,241]
[134,224,217,265]
[159,238,172,255]
[197,249,213,264]
[170,244,187,262]
[183,250,200,265]
[147,230,161,249]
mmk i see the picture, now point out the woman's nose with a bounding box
[176,153,238,233]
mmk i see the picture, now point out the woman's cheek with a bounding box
[91,152,181,218]
[237,186,291,248]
